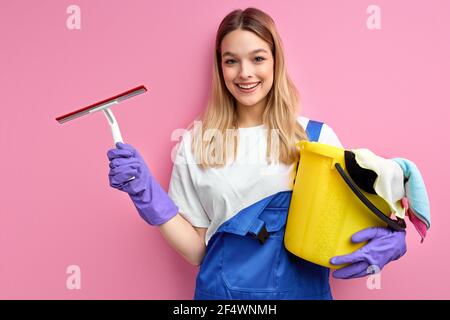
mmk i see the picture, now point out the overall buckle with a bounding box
[256,225,269,245]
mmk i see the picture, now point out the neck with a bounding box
[236,97,267,128]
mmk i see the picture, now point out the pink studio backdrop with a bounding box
[0,0,449,299]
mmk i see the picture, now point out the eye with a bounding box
[224,59,236,65]
[255,56,265,62]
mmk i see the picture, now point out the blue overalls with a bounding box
[194,120,332,300]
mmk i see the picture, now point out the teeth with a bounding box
[238,82,259,89]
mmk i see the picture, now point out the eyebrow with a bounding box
[222,49,269,57]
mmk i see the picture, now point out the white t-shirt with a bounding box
[168,116,343,245]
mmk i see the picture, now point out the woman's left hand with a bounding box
[330,227,407,279]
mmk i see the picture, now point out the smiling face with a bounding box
[221,29,274,111]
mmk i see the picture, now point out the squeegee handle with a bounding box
[102,108,135,181]
[102,108,123,144]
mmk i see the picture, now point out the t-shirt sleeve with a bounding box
[318,123,344,148]
[168,133,211,228]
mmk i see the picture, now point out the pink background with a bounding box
[0,0,449,299]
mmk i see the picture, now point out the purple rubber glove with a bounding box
[107,142,178,226]
[330,227,407,279]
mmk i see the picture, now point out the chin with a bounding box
[238,98,262,107]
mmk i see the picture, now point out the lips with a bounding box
[235,82,261,92]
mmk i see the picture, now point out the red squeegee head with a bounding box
[55,85,147,151]
[55,85,147,124]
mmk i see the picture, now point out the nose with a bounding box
[238,60,254,79]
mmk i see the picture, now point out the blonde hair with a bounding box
[189,7,309,169]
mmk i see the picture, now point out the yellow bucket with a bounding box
[284,141,405,269]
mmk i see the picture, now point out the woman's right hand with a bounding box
[107,142,150,196]
[107,142,178,226]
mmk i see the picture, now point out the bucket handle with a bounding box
[335,163,406,231]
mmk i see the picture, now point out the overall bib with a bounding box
[194,121,331,300]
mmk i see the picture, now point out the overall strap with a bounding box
[306,119,324,142]
[290,118,324,210]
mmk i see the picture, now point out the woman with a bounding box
[107,7,406,300]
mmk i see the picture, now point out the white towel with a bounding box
[352,148,406,219]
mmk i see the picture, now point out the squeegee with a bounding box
[56,85,147,182]
[55,85,147,145]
